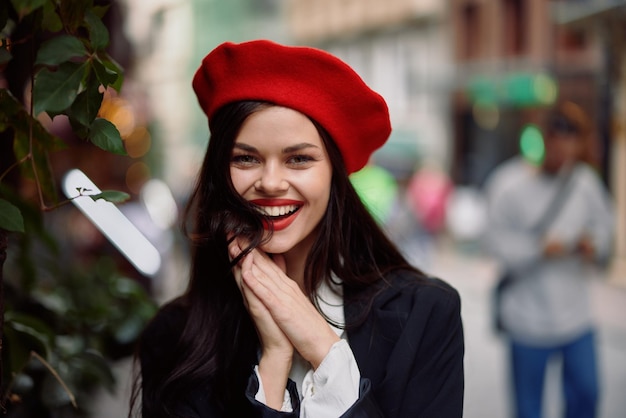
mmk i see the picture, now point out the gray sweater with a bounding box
[484,157,614,346]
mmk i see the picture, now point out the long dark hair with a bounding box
[131,101,424,417]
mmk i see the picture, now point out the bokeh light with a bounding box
[350,164,398,224]
[472,101,500,130]
[126,161,151,194]
[519,124,545,165]
[533,73,558,105]
[125,126,152,158]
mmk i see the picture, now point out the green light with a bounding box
[467,76,498,104]
[533,73,558,105]
[505,73,535,105]
[519,124,545,165]
[350,165,398,224]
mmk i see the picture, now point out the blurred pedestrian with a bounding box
[407,161,452,237]
[484,101,614,418]
[130,40,464,417]
[384,160,453,269]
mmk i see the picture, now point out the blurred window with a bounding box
[502,0,525,56]
[557,28,588,51]
[247,0,280,15]
[461,3,481,60]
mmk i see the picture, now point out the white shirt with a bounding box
[484,158,614,345]
[254,278,361,416]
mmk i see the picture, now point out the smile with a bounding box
[250,199,303,231]
[255,204,300,218]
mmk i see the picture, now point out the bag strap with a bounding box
[531,166,576,234]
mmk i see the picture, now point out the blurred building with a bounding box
[449,0,626,283]
[450,0,604,185]
[550,0,626,283]
[287,0,455,178]
[118,0,625,285]
[119,0,286,197]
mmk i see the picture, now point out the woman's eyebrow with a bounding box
[282,143,319,153]
[233,143,257,152]
[233,142,320,153]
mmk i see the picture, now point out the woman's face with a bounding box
[230,106,332,256]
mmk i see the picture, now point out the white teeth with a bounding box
[256,205,298,217]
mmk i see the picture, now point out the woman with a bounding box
[131,40,464,418]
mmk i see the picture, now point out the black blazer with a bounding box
[140,272,464,417]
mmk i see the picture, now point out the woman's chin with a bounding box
[258,242,291,255]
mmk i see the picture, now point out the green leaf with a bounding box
[92,5,110,19]
[12,129,59,204]
[91,58,117,87]
[10,0,46,19]
[89,190,130,203]
[0,185,55,254]
[113,276,146,297]
[32,289,69,315]
[68,115,90,139]
[5,311,54,348]
[41,373,76,408]
[35,35,87,66]
[89,118,126,154]
[1,89,67,151]
[97,53,124,91]
[5,312,54,369]
[84,8,109,50]
[57,0,86,32]
[0,198,25,232]
[112,314,144,344]
[0,88,21,128]
[0,47,11,66]
[69,350,115,391]
[3,328,33,378]
[12,116,67,153]
[68,78,103,127]
[41,0,63,32]
[33,61,87,115]
[0,1,8,31]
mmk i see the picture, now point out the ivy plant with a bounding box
[0,0,126,225]
[0,0,154,416]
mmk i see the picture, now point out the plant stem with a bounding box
[31,352,77,408]
[27,61,47,212]
[0,229,6,400]
[0,154,30,184]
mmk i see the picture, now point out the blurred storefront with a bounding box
[116,0,625,285]
[449,0,626,284]
[287,0,455,179]
[450,0,602,185]
[118,0,287,199]
[550,0,626,283]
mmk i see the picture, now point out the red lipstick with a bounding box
[250,199,302,206]
[250,199,303,231]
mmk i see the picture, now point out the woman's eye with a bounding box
[231,154,258,165]
[287,154,315,165]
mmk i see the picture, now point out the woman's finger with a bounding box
[249,250,299,295]
[240,249,339,368]
[227,237,243,262]
[240,253,294,354]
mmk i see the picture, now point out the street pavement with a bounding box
[428,239,626,418]
[90,238,626,418]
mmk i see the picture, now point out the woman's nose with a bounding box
[254,164,288,193]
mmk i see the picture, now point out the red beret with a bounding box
[192,40,391,174]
